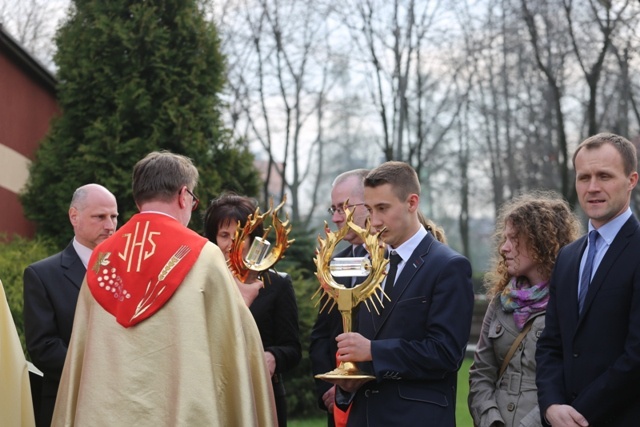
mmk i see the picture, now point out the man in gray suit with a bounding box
[23,183,117,427]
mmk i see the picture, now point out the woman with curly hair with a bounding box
[468,192,580,427]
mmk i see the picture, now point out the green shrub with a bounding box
[0,235,56,355]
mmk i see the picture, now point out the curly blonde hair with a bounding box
[485,191,581,298]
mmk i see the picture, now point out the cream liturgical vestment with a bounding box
[0,279,35,427]
[52,213,276,426]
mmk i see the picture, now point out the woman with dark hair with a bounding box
[204,192,301,427]
[468,192,580,427]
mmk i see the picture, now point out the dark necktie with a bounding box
[377,252,402,317]
[385,252,402,290]
[578,230,598,314]
[353,245,367,258]
[351,245,368,287]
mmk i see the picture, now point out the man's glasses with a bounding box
[185,188,200,211]
[327,203,365,215]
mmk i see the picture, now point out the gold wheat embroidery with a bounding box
[131,245,191,321]
[92,252,111,274]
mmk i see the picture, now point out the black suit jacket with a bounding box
[536,215,640,426]
[250,270,301,426]
[23,241,85,426]
[345,233,474,427]
[309,245,355,420]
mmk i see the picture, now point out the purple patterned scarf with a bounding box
[500,277,549,330]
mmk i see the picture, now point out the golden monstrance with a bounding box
[313,206,389,380]
[227,196,294,283]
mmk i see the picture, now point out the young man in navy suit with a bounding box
[334,161,474,426]
[23,184,118,427]
[536,133,640,427]
[310,168,370,426]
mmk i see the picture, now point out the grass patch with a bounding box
[291,358,474,426]
[289,417,325,427]
[457,358,473,427]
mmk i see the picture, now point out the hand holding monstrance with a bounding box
[313,206,388,383]
[227,196,295,288]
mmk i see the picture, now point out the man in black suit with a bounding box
[23,183,118,427]
[334,161,474,426]
[536,133,640,427]
[310,168,370,426]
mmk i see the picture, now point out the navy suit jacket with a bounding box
[346,232,474,427]
[23,241,85,426]
[536,215,640,426]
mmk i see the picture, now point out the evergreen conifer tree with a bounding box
[22,0,259,248]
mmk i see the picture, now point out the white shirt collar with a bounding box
[72,238,93,269]
[391,225,427,262]
[588,207,632,246]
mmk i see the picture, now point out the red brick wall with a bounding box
[0,51,59,238]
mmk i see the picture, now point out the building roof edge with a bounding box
[0,23,57,93]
